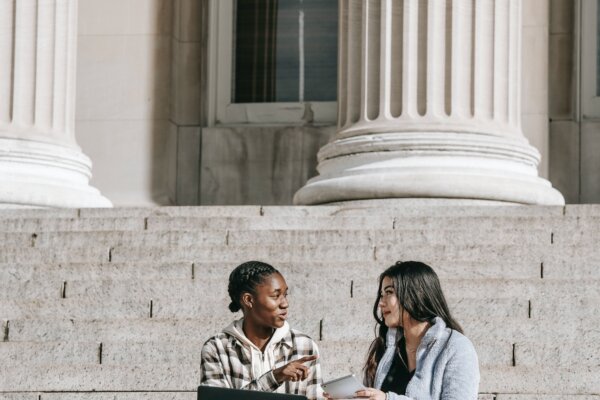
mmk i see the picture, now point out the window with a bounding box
[207,0,338,125]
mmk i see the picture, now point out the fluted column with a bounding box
[0,0,110,208]
[295,0,564,205]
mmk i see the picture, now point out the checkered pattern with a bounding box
[200,328,324,399]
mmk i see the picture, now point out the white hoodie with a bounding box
[223,318,291,382]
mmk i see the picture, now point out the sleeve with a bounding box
[200,338,281,391]
[200,339,231,388]
[387,393,412,400]
[440,338,480,400]
[304,340,325,400]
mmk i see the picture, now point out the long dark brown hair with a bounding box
[363,261,463,386]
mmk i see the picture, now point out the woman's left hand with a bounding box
[354,388,386,399]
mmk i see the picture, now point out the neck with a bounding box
[403,320,430,350]
[242,317,275,352]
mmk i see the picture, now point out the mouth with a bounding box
[278,312,288,320]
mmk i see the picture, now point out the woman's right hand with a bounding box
[273,355,318,384]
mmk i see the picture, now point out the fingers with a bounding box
[295,354,318,364]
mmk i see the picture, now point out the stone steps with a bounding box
[2,338,596,369]
[0,229,559,248]
[3,260,599,281]
[3,277,600,302]
[2,242,600,265]
[0,394,511,400]
[1,205,599,397]
[4,215,599,233]
[1,364,600,393]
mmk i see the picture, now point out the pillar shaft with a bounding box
[295,0,563,206]
[0,0,110,208]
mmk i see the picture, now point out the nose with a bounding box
[280,296,289,309]
[378,296,385,308]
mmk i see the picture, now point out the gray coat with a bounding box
[389,317,480,400]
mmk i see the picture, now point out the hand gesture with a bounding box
[273,355,318,384]
[354,387,387,399]
[323,387,386,399]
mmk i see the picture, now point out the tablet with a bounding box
[321,374,365,399]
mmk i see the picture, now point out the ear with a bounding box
[242,292,254,309]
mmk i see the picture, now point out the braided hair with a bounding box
[228,261,279,313]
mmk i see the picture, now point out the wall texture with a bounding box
[76,0,173,206]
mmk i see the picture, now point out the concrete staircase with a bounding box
[1,205,599,400]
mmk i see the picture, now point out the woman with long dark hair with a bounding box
[327,261,479,399]
[201,261,323,399]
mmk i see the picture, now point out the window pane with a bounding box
[233,0,338,103]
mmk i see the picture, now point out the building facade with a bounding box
[0,0,592,207]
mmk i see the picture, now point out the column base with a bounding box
[0,137,112,208]
[294,132,565,206]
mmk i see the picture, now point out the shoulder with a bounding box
[445,330,479,365]
[202,332,234,356]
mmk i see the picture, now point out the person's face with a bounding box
[246,273,289,329]
[379,276,403,328]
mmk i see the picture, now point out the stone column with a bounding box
[0,0,111,208]
[294,0,564,205]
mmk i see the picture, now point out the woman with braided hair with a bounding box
[200,261,324,399]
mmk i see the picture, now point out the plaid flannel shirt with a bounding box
[200,326,324,400]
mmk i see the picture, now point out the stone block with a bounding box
[77,120,173,207]
[175,127,202,204]
[479,366,600,393]
[0,395,40,400]
[0,209,78,218]
[8,318,233,343]
[0,341,98,365]
[77,35,171,121]
[227,229,551,247]
[550,0,574,34]
[78,0,173,36]
[543,260,600,279]
[175,0,203,42]
[41,394,194,400]
[549,121,580,203]
[530,297,600,319]
[259,205,565,218]
[171,42,202,126]
[515,340,600,367]
[0,278,64,300]
[0,365,199,391]
[166,123,178,206]
[102,340,204,365]
[78,206,263,218]
[200,126,335,205]
[0,262,192,283]
[522,26,549,115]
[0,247,109,264]
[0,217,144,232]
[109,244,376,264]
[0,299,148,320]
[580,122,600,203]
[32,231,225,249]
[564,205,600,217]
[523,0,549,28]
[549,34,574,119]
[145,215,393,231]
